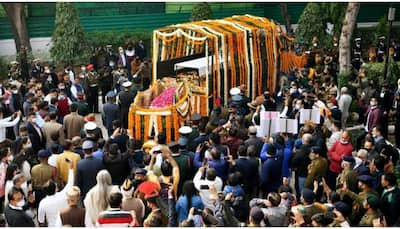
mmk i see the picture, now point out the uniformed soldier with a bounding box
[352,38,362,70]
[118,81,136,129]
[113,64,129,92]
[31,58,44,79]
[377,36,386,63]
[339,174,379,225]
[86,64,99,113]
[187,113,201,152]
[304,146,328,189]
[8,61,21,80]
[359,194,381,226]
[337,156,358,193]
[81,121,103,141]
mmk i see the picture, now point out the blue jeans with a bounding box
[298,176,306,196]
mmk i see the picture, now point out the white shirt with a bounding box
[0,115,20,142]
[38,169,74,227]
[48,154,59,167]
[69,70,75,84]
[193,170,223,211]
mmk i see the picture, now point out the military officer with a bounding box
[118,81,136,129]
[86,64,99,113]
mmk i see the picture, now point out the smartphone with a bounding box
[200,184,209,190]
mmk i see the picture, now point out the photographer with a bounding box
[193,166,223,211]
[249,192,287,226]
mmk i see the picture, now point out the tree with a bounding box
[191,2,212,21]
[296,3,347,47]
[375,15,388,43]
[296,3,328,46]
[339,2,360,74]
[2,3,31,52]
[50,2,88,65]
[280,3,292,36]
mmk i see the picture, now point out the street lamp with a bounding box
[383,7,396,80]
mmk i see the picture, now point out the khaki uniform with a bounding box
[305,157,328,189]
[359,210,379,227]
[337,169,358,192]
[31,163,55,189]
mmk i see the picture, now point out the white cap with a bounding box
[84,121,97,131]
[179,126,192,135]
[10,61,18,65]
[122,81,132,88]
[230,87,240,96]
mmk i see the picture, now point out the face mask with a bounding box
[16,200,25,208]
[25,143,32,149]
[290,88,297,94]
[59,86,65,90]
[340,139,349,145]
[313,43,318,47]
[380,92,385,98]
[309,154,315,161]
[370,101,377,107]
[110,62,115,67]
[295,104,301,110]
[81,67,86,72]
[59,95,65,100]
[32,118,37,123]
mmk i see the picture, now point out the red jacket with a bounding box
[328,140,353,173]
[365,106,382,133]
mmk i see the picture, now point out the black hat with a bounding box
[38,149,51,158]
[357,175,374,186]
[190,113,201,122]
[168,141,179,148]
[302,188,315,203]
[311,146,321,155]
[334,201,351,218]
[342,155,355,164]
[366,194,380,209]
[135,168,147,175]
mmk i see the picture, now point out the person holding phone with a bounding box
[193,166,223,211]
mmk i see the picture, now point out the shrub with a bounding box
[364,58,400,88]
[86,30,152,56]
[191,2,212,21]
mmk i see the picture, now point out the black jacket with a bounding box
[103,152,130,185]
[4,205,35,227]
[77,155,104,198]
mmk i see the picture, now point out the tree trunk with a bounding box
[280,3,292,36]
[2,3,32,52]
[339,2,360,74]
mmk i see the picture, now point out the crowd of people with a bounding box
[0,36,400,228]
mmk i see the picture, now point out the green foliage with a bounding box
[337,71,351,89]
[296,2,346,47]
[364,58,400,87]
[86,30,153,56]
[375,15,389,43]
[191,2,212,21]
[50,2,89,65]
